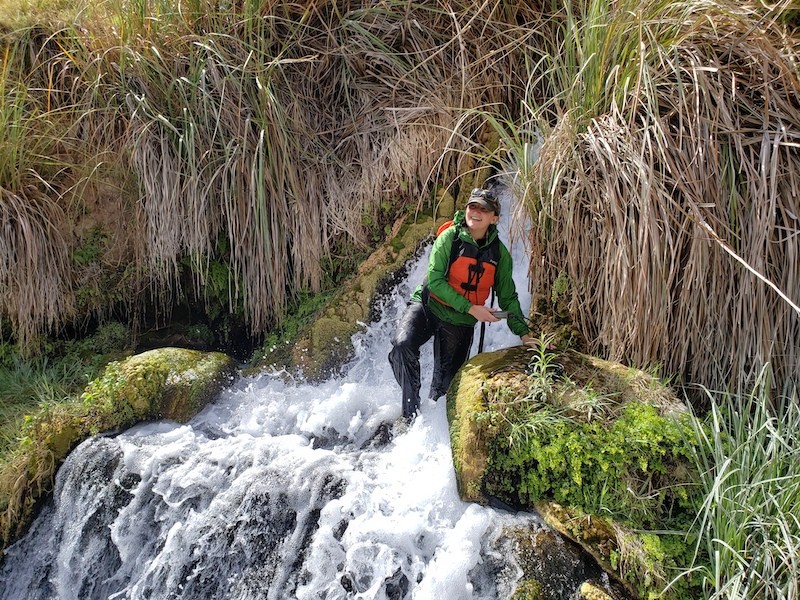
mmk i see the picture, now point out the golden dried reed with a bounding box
[520,0,800,392]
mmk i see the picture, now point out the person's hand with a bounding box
[468,305,500,322]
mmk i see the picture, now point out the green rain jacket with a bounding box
[410,210,529,336]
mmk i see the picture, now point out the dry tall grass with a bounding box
[0,34,76,347]
[510,0,800,394]
[0,189,73,346]
[0,0,536,348]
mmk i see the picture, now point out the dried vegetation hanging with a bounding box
[0,0,532,347]
[524,0,800,392]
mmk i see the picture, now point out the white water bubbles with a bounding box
[0,189,543,600]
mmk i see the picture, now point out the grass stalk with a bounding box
[683,369,800,599]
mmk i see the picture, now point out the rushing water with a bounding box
[0,194,590,600]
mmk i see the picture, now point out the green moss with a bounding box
[551,271,570,305]
[0,348,235,552]
[449,348,705,600]
[447,348,531,503]
[511,580,542,600]
[486,401,697,528]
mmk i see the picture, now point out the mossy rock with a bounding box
[250,213,444,381]
[447,346,702,600]
[0,347,236,553]
[580,581,617,600]
[434,186,456,219]
[80,347,237,422]
[511,580,543,600]
[535,502,635,598]
[446,348,520,503]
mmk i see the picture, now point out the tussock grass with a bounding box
[1,0,539,349]
[0,189,73,346]
[0,357,83,450]
[497,0,800,393]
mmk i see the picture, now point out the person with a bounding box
[388,187,535,423]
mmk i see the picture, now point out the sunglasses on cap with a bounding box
[467,188,500,214]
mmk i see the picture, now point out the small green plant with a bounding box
[562,384,617,422]
[525,332,561,385]
[186,323,214,346]
[71,227,108,266]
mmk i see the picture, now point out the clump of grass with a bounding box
[0,321,133,452]
[0,355,96,451]
[678,369,800,599]
[489,0,800,396]
[2,0,547,350]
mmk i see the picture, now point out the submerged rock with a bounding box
[497,523,620,600]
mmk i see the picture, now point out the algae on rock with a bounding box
[447,346,702,600]
[0,347,236,553]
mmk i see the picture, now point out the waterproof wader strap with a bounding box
[477,287,496,355]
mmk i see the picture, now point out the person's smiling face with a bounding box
[465,202,499,240]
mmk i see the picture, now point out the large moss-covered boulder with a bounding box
[79,347,236,423]
[447,345,702,599]
[0,347,236,552]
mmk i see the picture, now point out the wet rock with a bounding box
[384,567,410,599]
[497,524,613,600]
[579,580,618,600]
[447,347,701,599]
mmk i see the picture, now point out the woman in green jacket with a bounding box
[388,188,534,423]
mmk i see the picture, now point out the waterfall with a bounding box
[0,192,562,600]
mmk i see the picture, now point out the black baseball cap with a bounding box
[466,188,500,215]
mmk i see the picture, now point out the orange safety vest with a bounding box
[429,221,501,307]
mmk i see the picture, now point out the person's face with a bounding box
[465,202,499,238]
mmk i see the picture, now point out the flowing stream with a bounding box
[0,195,595,599]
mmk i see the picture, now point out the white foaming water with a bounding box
[0,193,539,600]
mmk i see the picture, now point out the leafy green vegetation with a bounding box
[249,289,335,368]
[488,402,698,527]
[0,1,798,597]
[0,321,133,452]
[459,341,704,598]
